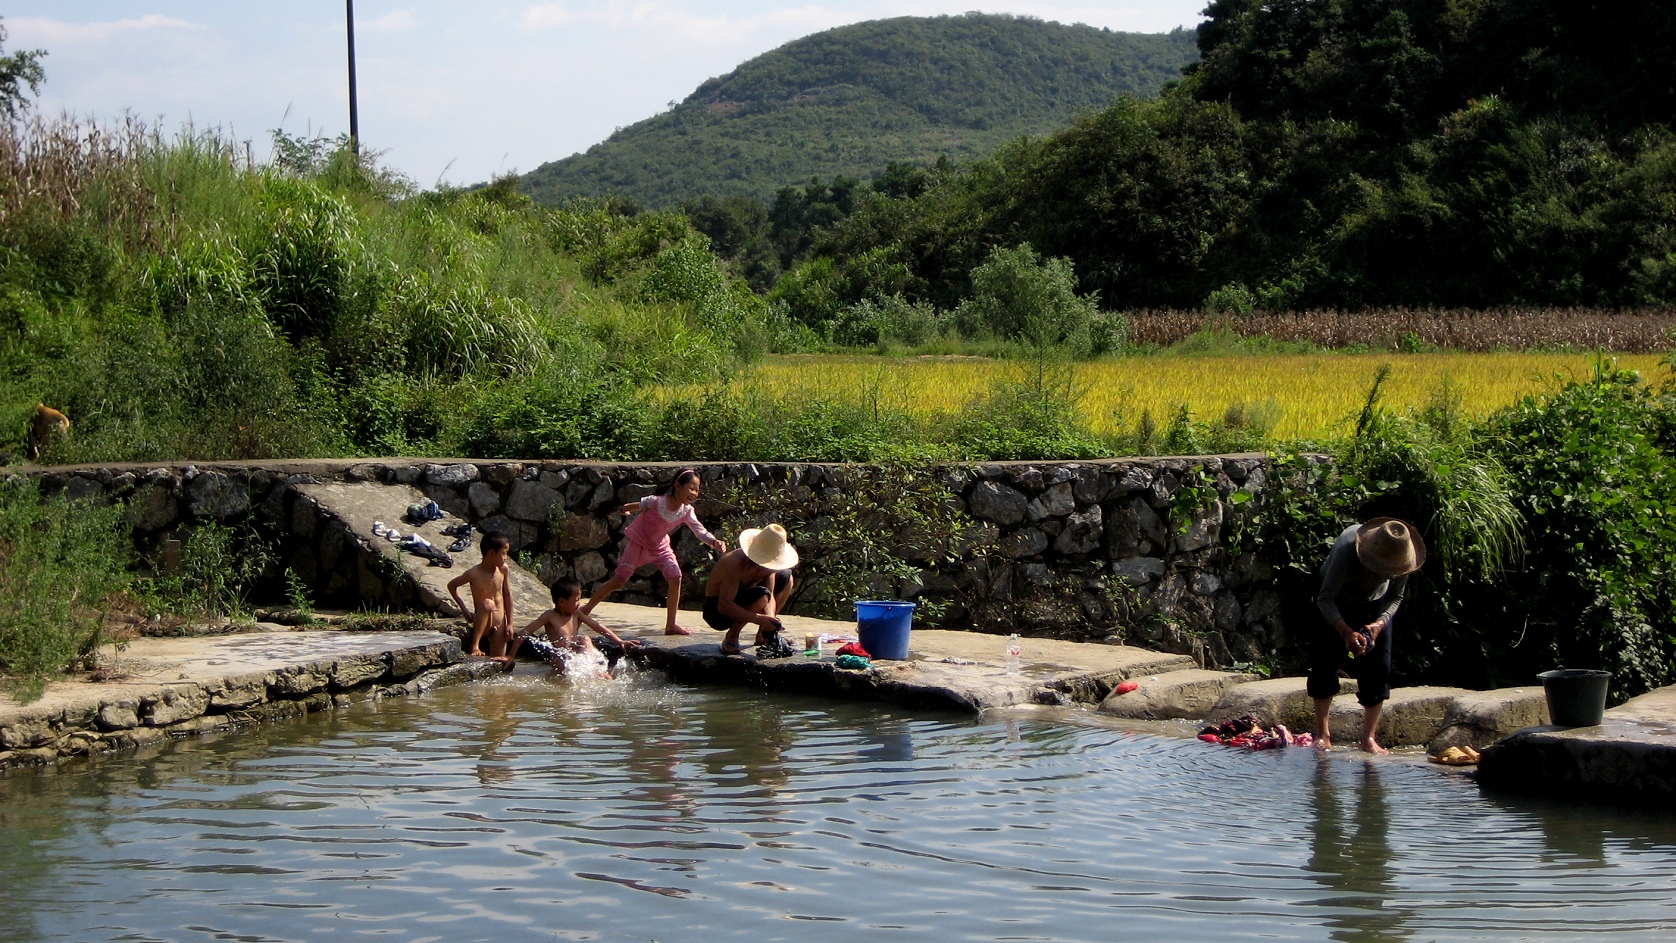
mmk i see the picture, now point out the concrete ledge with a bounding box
[1326,685,1472,746]
[1097,668,1258,720]
[1479,687,1676,804]
[629,626,1195,713]
[1208,677,1359,732]
[0,629,473,771]
[1429,687,1547,754]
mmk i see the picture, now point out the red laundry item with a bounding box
[836,641,871,658]
[1114,680,1140,695]
[1197,733,1222,744]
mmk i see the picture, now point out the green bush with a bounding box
[146,521,274,623]
[0,481,132,701]
[1482,364,1676,695]
[948,364,1107,460]
[954,243,1104,357]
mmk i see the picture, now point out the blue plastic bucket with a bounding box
[855,600,916,660]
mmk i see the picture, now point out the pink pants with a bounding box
[614,539,683,581]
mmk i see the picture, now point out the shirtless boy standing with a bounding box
[448,532,515,662]
[703,523,799,656]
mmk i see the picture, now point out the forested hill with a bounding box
[518,15,1198,207]
[768,0,1676,312]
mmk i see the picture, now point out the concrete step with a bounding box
[1208,677,1359,733]
[1097,668,1259,720]
[1428,686,1547,754]
[628,627,1195,713]
[294,480,554,622]
[1480,685,1676,805]
[1324,685,1473,747]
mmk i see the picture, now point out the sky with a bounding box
[7,2,1206,188]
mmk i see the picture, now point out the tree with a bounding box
[0,22,45,122]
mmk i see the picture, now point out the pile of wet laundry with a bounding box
[833,641,870,670]
[1198,714,1312,750]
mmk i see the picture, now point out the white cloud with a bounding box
[519,2,846,42]
[370,10,421,32]
[519,4,575,30]
[9,15,202,45]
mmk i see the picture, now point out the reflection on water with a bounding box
[1307,763,1406,942]
[3,667,1676,943]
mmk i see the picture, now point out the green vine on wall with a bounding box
[724,463,991,621]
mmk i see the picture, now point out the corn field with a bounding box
[1128,309,1676,353]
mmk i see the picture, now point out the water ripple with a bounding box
[4,675,1676,942]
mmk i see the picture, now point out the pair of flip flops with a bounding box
[372,521,403,542]
[1430,745,1481,766]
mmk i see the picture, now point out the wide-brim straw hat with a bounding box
[1356,517,1426,578]
[739,523,799,570]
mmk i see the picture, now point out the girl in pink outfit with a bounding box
[583,469,725,635]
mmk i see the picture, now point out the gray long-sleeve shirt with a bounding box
[1316,524,1407,628]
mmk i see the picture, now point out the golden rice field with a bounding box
[736,353,1669,439]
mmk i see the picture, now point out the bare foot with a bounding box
[1360,737,1390,755]
[664,624,692,636]
[1315,735,1333,751]
[468,649,487,657]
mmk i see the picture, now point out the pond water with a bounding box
[4,669,1676,943]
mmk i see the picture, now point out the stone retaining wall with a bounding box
[23,454,1301,667]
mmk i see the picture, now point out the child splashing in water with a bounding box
[583,468,725,635]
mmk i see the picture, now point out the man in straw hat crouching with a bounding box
[703,523,799,656]
[1309,517,1427,754]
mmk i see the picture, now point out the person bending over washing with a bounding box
[1310,518,1426,754]
[584,468,726,636]
[448,531,515,663]
[704,524,798,656]
[513,577,640,675]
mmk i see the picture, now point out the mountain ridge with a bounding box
[519,14,1198,207]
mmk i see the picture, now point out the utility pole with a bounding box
[346,0,360,156]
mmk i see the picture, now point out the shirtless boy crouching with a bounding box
[512,577,641,676]
[448,532,516,664]
[703,523,799,656]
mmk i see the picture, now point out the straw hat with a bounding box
[739,523,799,570]
[1355,517,1426,579]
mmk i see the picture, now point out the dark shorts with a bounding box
[1306,608,1395,706]
[702,572,790,630]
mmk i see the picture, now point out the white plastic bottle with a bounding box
[1006,634,1022,675]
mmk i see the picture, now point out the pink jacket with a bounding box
[624,495,718,550]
